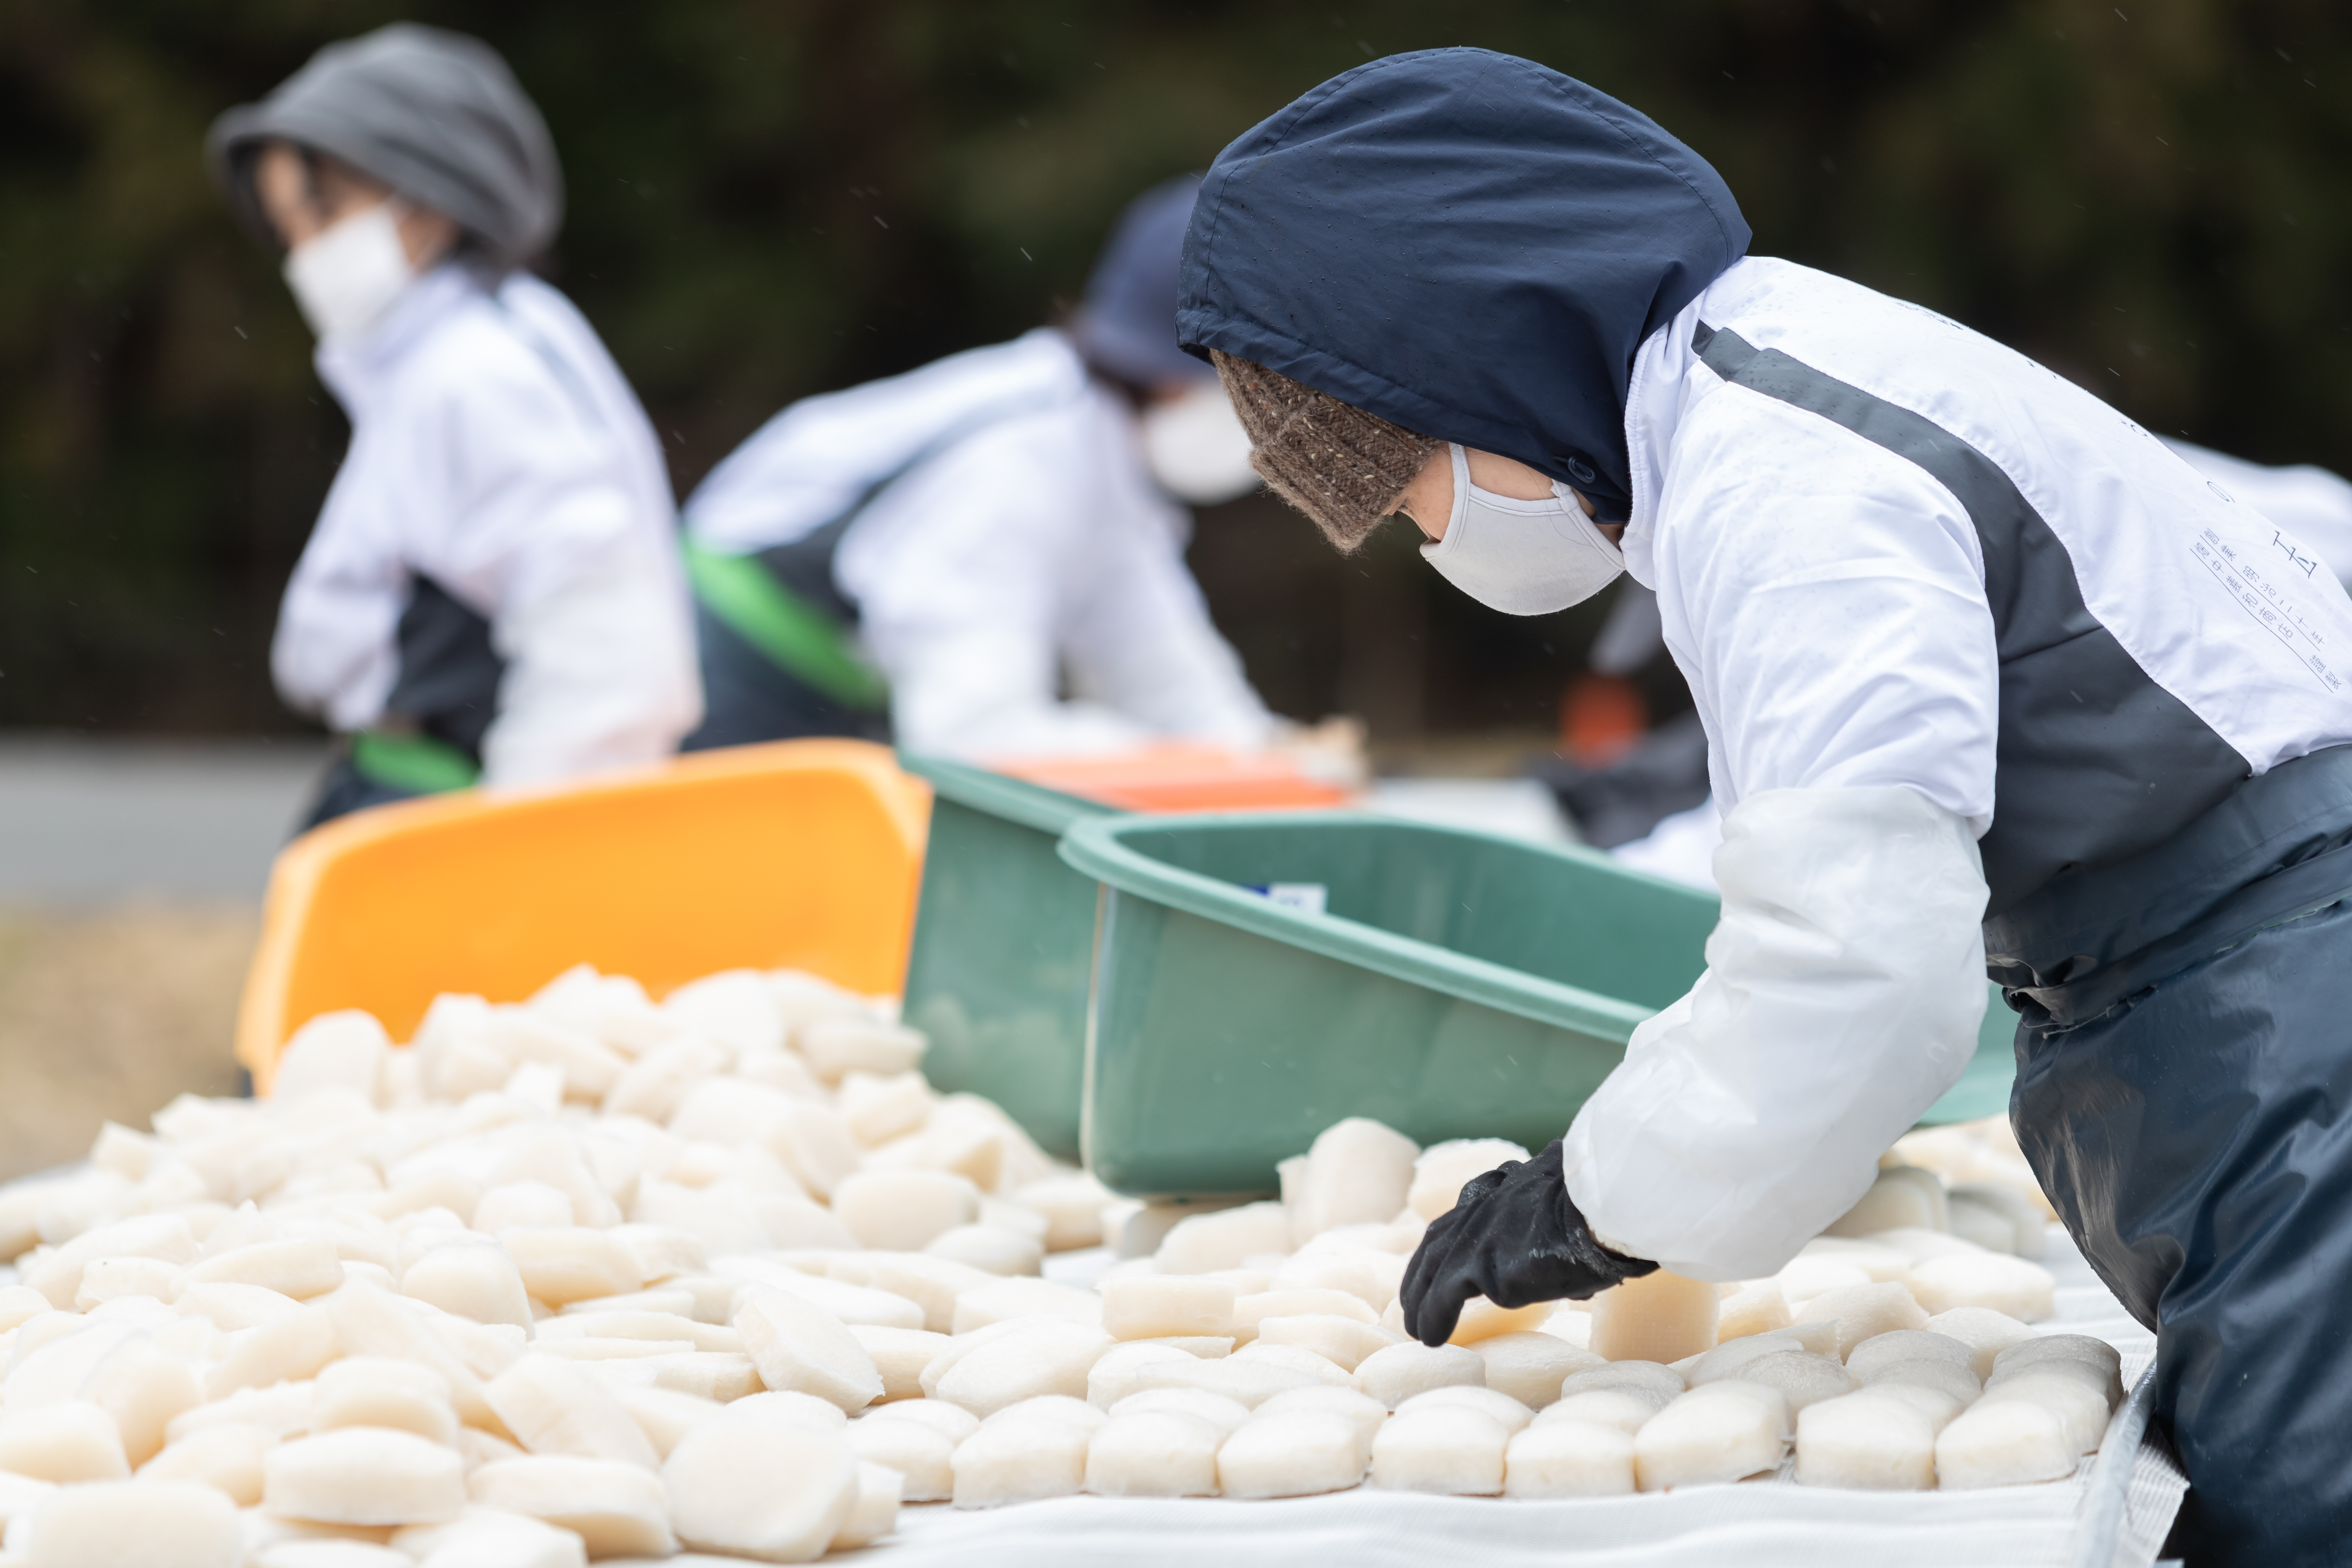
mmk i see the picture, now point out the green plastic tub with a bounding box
[897,753,1118,1160]
[1939,991,2023,1126]
[1058,811,2020,1198]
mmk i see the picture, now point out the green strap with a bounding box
[682,536,890,710]
[351,730,481,794]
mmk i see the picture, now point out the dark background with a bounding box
[3,0,2345,752]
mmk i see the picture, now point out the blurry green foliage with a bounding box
[1,0,2346,736]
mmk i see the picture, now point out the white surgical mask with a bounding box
[1140,380,1261,505]
[283,201,416,345]
[1418,443,1623,616]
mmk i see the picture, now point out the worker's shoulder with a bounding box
[1698,258,2003,385]
[815,328,1087,424]
[384,289,585,418]
[925,372,1111,471]
[1688,258,2156,498]
[918,326,1087,395]
[763,328,1093,473]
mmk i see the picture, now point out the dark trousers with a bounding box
[297,754,421,831]
[678,600,886,752]
[2013,895,2352,1566]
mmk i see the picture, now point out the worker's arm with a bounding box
[842,413,1204,759]
[1559,384,2000,1281]
[270,454,409,732]
[422,345,701,785]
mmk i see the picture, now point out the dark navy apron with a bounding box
[299,578,498,829]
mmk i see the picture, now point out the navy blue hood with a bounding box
[1177,48,1749,521]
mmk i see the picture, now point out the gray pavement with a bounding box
[0,734,330,903]
[0,739,1585,904]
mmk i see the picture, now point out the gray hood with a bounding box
[208,23,562,272]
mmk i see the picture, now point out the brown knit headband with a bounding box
[1212,350,1441,554]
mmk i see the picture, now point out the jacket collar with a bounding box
[313,261,482,417]
[1617,293,1711,589]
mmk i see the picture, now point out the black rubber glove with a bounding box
[1398,1139,1657,1347]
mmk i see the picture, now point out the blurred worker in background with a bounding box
[680,176,1278,760]
[209,24,700,826]
[1538,579,1710,854]
[1184,49,2352,1563]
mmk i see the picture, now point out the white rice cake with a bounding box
[1906,1254,2056,1322]
[1370,1405,1508,1495]
[310,1357,457,1446]
[664,1409,857,1556]
[1801,1282,1929,1360]
[732,1286,884,1413]
[467,1456,676,1558]
[1353,1341,1484,1410]
[1935,1397,2079,1488]
[848,1416,956,1502]
[1217,1411,1365,1499]
[1470,1331,1600,1408]
[1085,1409,1223,1497]
[1632,1381,1790,1491]
[1589,1271,1718,1364]
[484,1355,661,1470]
[949,1416,1090,1507]
[1921,1308,2037,1380]
[829,1171,977,1253]
[931,1323,1114,1417]
[830,1460,903,1552]
[18,1478,240,1568]
[261,1429,467,1527]
[1504,1419,1636,1498]
[1795,1389,1938,1490]
[1406,1139,1529,1223]
[1099,1276,1237,1341]
[846,1325,950,1403]
[1255,1314,1397,1372]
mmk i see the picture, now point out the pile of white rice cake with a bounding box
[0,965,2104,1566]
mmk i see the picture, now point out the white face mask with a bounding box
[283,201,416,345]
[1140,380,1262,505]
[1418,443,1624,616]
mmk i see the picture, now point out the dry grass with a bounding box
[0,903,257,1181]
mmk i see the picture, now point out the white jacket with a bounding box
[2166,438,2352,590]
[1563,257,2352,1280]
[276,263,701,785]
[685,330,1274,760]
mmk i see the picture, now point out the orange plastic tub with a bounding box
[992,744,1350,813]
[236,739,930,1093]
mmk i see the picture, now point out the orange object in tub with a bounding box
[236,739,930,1093]
[990,744,1350,813]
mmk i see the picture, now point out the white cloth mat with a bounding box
[841,1225,2184,1565]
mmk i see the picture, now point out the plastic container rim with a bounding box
[897,750,1116,836]
[1057,809,1704,1041]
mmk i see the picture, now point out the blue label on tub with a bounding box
[1244,882,1328,915]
